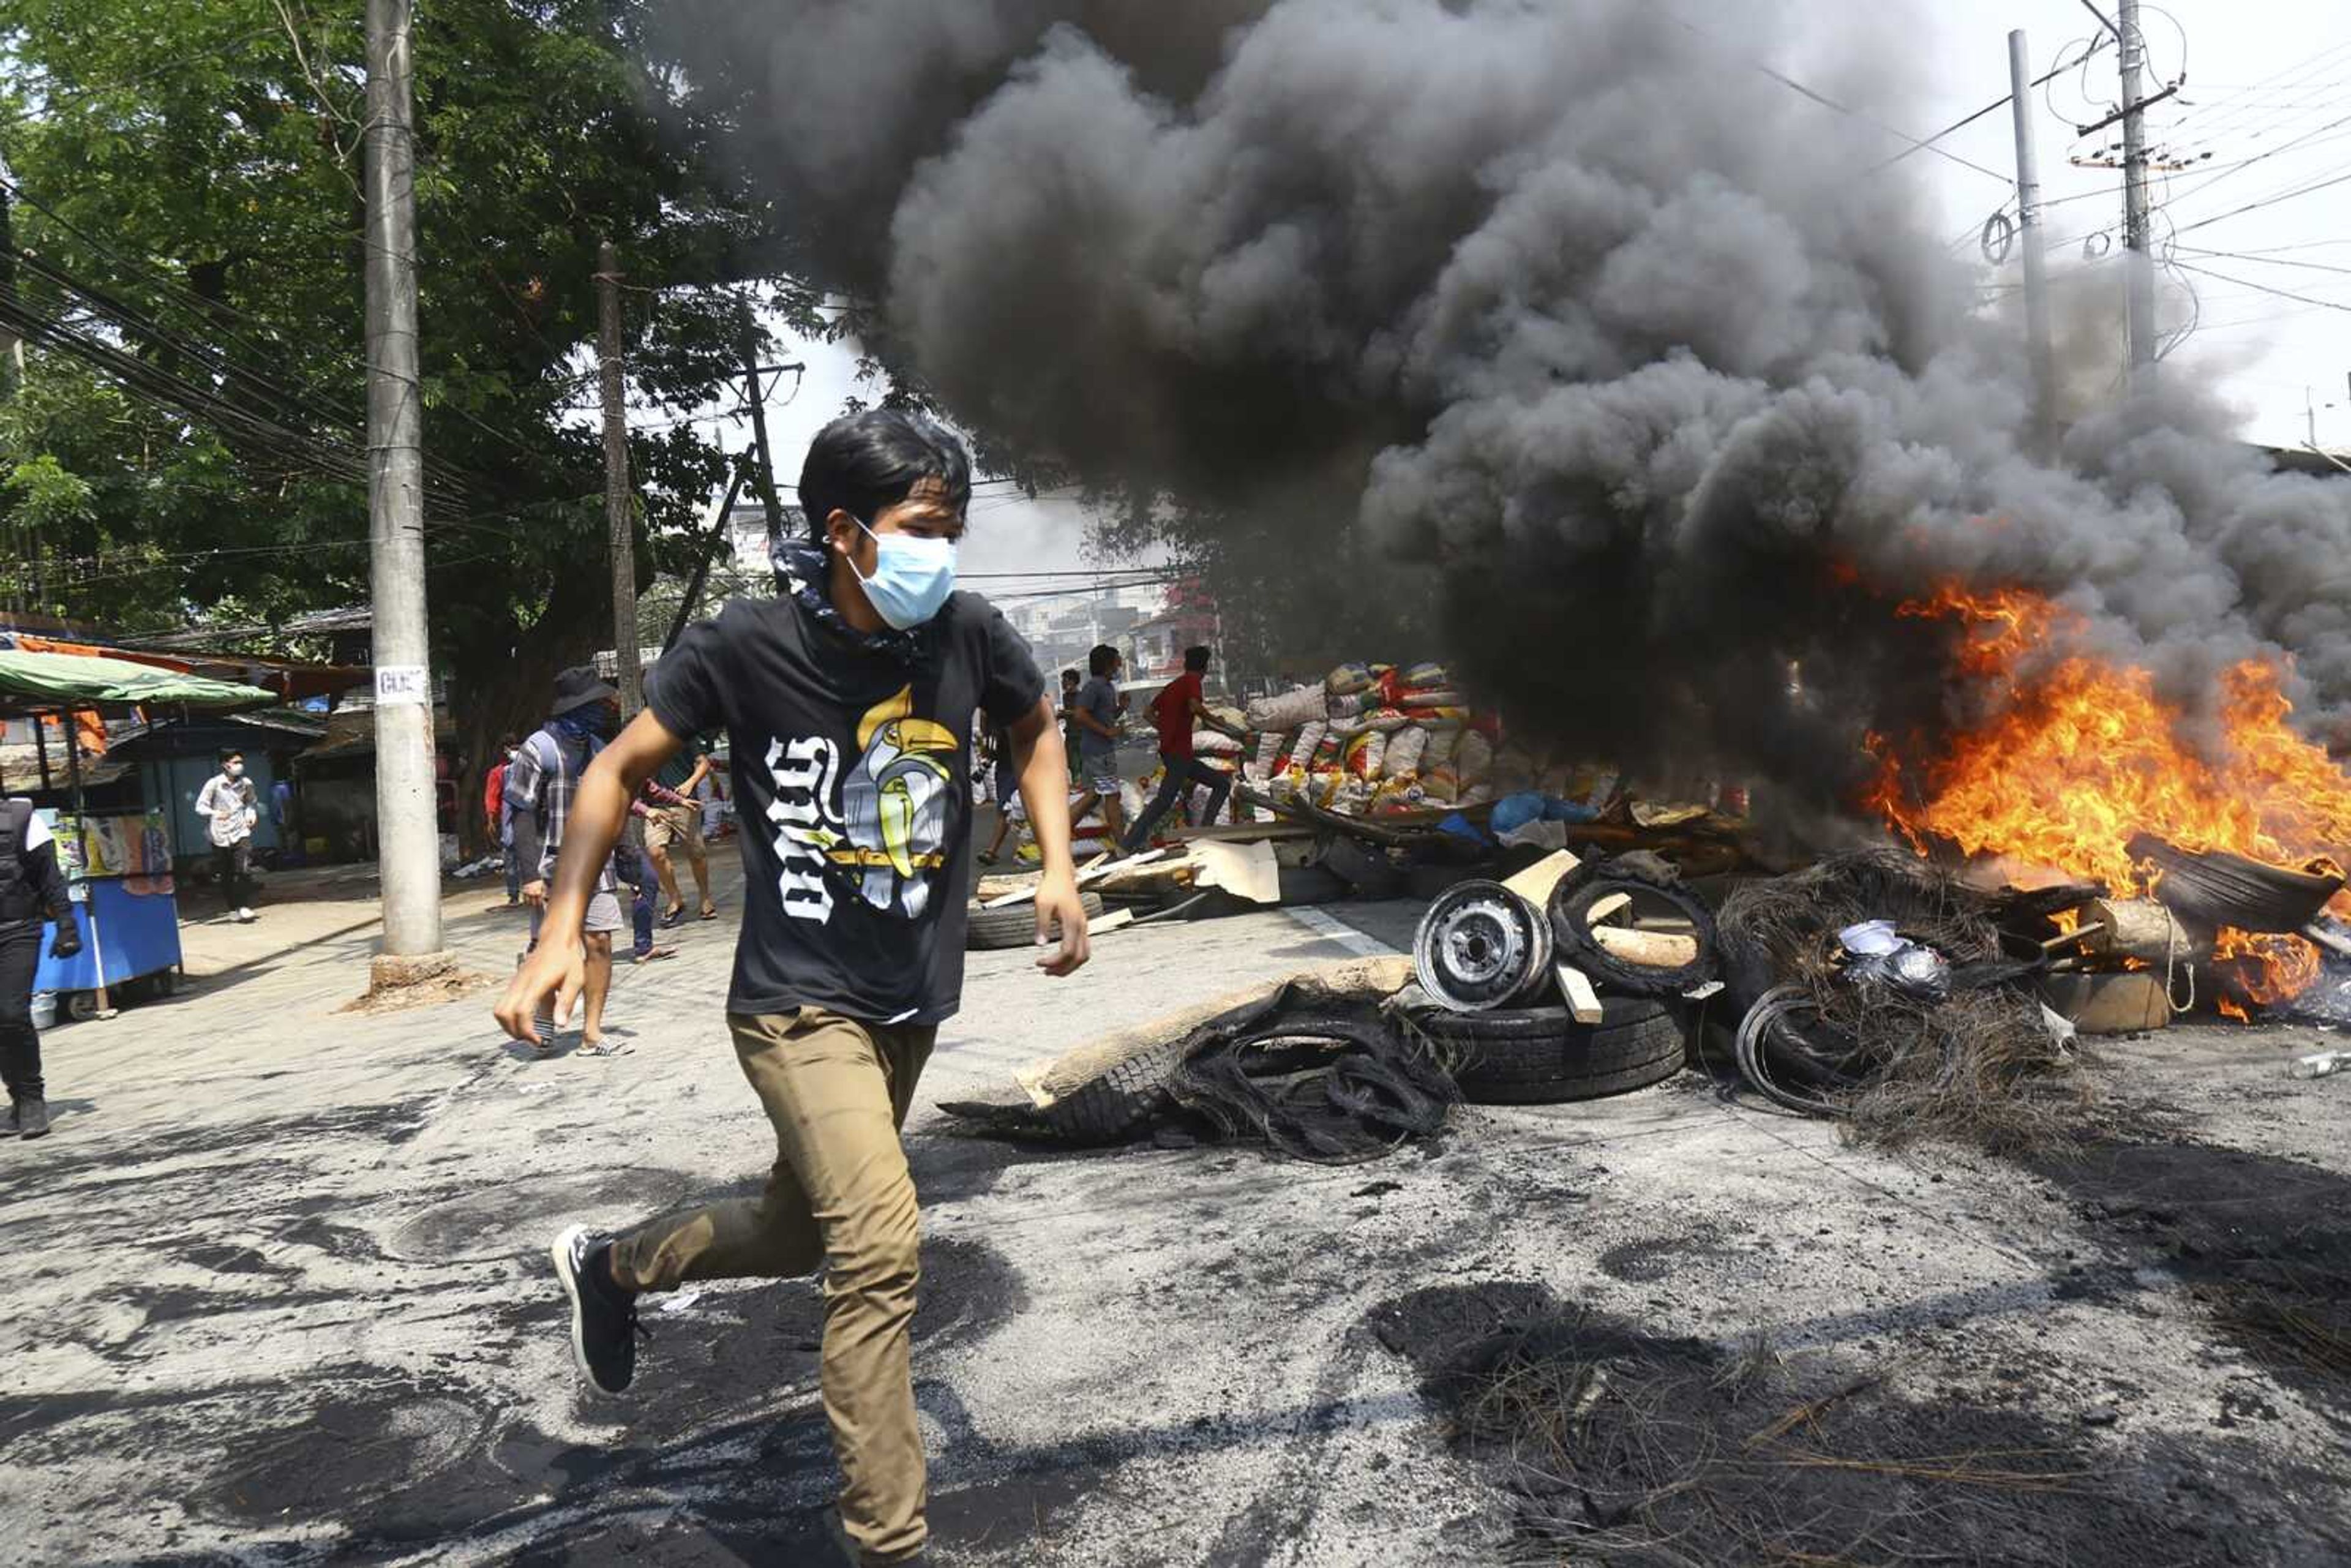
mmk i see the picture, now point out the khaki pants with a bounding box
[611,1009,936,1563]
[643,803,707,869]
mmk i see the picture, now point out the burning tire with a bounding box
[1409,1000,1688,1105]
[966,891,1106,950]
[1413,880,1554,1011]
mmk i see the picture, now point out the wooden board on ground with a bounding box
[1190,838,1280,905]
[1555,962,1604,1024]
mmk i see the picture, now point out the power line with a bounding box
[2174,167,2351,234]
[2175,246,2351,280]
[2169,260,2351,317]
[1664,13,2014,186]
[1870,42,2111,178]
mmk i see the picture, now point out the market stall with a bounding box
[0,650,274,1021]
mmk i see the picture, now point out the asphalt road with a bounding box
[6,865,2350,1564]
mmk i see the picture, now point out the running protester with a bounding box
[495,409,1087,1568]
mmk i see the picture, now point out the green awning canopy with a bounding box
[0,650,277,713]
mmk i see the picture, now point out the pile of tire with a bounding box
[1405,853,1720,1106]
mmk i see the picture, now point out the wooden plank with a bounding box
[1586,891,1632,926]
[1589,926,1700,967]
[981,847,1172,909]
[1090,906,1137,936]
[1170,821,1314,843]
[1501,848,1583,907]
[1555,962,1604,1024]
[1191,838,1280,905]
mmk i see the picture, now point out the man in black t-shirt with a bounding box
[496,410,1087,1568]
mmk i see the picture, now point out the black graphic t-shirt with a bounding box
[648,590,1043,1024]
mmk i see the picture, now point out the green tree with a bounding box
[0,0,781,841]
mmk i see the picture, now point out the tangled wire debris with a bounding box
[1717,850,2082,1150]
[939,967,1457,1163]
[1373,1284,2158,1568]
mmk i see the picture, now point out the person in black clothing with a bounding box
[1,798,83,1139]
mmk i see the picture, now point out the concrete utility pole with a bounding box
[361,0,444,969]
[595,239,640,718]
[736,299,789,557]
[2117,0,2159,378]
[2009,29,2056,451]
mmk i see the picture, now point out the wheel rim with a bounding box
[1414,880,1551,1010]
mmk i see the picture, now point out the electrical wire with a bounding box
[2169,260,2351,318]
[2174,167,2351,236]
[1663,12,2014,186]
[2175,247,2351,280]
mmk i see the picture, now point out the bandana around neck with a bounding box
[776,538,935,664]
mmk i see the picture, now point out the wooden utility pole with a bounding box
[737,299,789,555]
[596,239,641,718]
[362,0,444,967]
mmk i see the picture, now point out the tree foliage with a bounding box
[0,0,792,827]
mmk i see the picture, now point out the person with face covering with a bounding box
[193,747,261,922]
[495,409,1088,1567]
[504,667,628,1056]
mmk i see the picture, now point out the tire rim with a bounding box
[1414,880,1553,1011]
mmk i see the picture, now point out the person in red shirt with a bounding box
[484,734,520,906]
[1121,644,1240,852]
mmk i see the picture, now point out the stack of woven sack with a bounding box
[1242,661,1501,819]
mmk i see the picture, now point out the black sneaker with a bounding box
[16,1097,48,1139]
[825,1511,928,1567]
[550,1225,645,1395]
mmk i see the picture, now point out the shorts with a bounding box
[530,890,626,942]
[1081,759,1120,798]
[644,804,707,865]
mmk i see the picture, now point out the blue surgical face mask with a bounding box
[850,517,958,629]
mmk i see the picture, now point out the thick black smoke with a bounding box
[660,0,2351,812]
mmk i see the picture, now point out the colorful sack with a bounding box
[1385,724,1431,777]
[1247,685,1327,732]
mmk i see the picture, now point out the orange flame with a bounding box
[1868,585,2351,1013]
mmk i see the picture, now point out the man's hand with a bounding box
[48,920,82,961]
[522,878,549,907]
[495,935,585,1046]
[1033,868,1091,977]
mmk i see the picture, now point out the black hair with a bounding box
[1183,645,1211,673]
[1089,643,1123,677]
[798,408,972,539]
[218,746,244,765]
[1060,667,1082,685]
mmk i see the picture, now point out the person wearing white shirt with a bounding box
[192,746,261,923]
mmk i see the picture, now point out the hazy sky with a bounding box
[681,0,2350,589]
